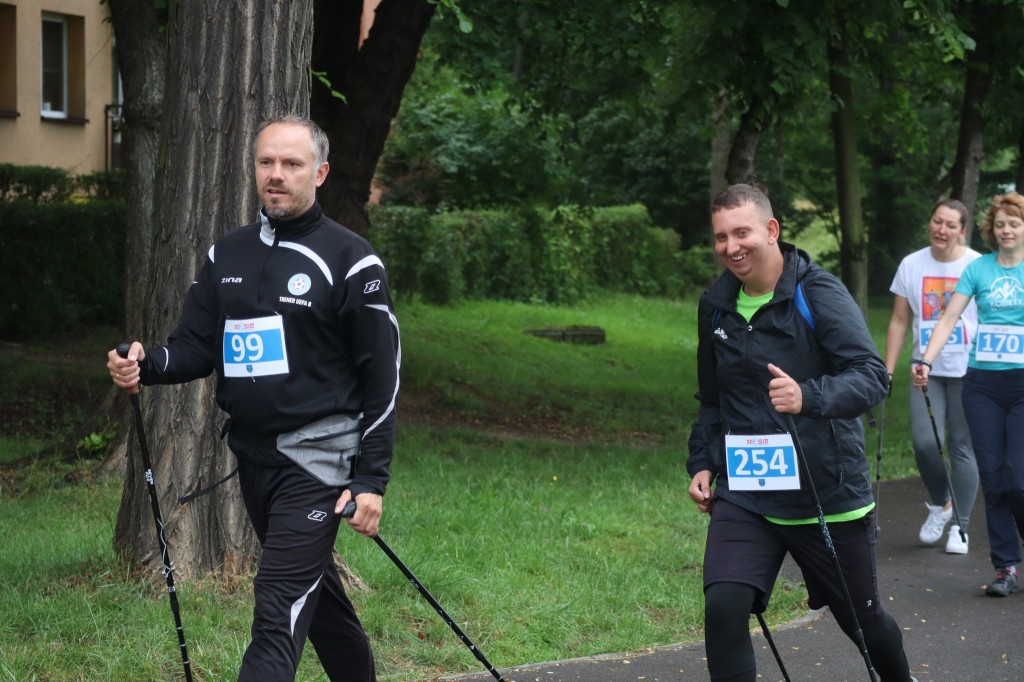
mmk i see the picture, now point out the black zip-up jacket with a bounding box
[138,203,400,497]
[686,243,886,519]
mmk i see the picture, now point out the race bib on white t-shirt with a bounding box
[223,315,289,378]
[919,320,967,354]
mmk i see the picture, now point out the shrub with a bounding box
[0,164,75,203]
[366,203,698,305]
[0,199,125,336]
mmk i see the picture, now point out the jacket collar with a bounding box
[259,202,322,244]
[704,242,810,310]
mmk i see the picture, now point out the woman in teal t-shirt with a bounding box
[917,192,1024,598]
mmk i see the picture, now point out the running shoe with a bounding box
[985,566,1019,597]
[945,525,968,554]
[919,502,952,544]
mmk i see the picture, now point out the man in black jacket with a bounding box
[107,115,398,681]
[687,184,913,681]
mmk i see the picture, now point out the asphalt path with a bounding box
[444,477,1024,682]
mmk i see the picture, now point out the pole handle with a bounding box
[340,499,358,518]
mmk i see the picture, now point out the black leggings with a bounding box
[704,582,911,682]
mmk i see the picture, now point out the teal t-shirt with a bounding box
[955,253,1024,370]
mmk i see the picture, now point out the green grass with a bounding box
[0,293,913,681]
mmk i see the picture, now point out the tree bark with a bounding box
[725,98,770,188]
[112,0,315,577]
[312,0,435,233]
[106,0,166,339]
[949,3,992,245]
[1017,125,1024,193]
[828,15,868,313]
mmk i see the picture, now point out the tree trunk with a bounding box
[725,98,770,188]
[709,89,731,206]
[312,0,435,233]
[113,0,315,577]
[106,0,166,338]
[828,15,868,313]
[949,3,992,245]
[1017,125,1024,193]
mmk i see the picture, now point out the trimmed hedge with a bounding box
[366,204,714,304]
[0,199,125,336]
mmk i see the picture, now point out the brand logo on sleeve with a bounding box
[288,274,312,296]
[363,279,381,294]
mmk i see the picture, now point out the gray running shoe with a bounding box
[985,567,1020,597]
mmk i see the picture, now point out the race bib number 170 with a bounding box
[725,433,801,491]
[975,324,1024,364]
[223,315,289,378]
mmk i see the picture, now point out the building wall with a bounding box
[0,0,116,174]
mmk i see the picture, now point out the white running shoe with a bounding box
[919,502,952,544]
[945,525,968,554]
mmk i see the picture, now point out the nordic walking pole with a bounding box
[754,611,791,682]
[341,501,507,682]
[917,371,967,544]
[782,412,878,682]
[116,344,193,682]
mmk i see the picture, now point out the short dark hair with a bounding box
[254,114,329,168]
[712,184,774,222]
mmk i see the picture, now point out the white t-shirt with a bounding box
[890,246,981,377]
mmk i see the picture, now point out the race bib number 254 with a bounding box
[725,433,801,491]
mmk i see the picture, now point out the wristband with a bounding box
[912,358,932,370]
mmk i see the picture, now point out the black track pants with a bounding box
[704,582,912,682]
[236,459,375,682]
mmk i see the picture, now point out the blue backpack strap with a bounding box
[793,280,815,331]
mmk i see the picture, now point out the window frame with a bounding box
[40,13,68,119]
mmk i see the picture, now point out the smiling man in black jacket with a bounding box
[107,115,397,681]
[687,184,913,682]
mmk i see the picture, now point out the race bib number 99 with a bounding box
[725,433,800,491]
[223,316,289,378]
[975,324,1024,364]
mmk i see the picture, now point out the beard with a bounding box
[264,203,296,219]
[261,182,315,220]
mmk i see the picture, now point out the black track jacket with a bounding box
[138,203,400,498]
[686,243,886,519]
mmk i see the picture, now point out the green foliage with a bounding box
[0,199,126,336]
[367,204,700,305]
[0,164,127,202]
[76,169,128,200]
[75,420,119,458]
[0,164,76,203]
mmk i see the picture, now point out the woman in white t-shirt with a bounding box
[885,199,981,554]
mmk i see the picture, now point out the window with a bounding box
[40,12,85,122]
[41,14,67,117]
[0,3,17,116]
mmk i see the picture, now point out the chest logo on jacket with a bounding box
[714,327,729,341]
[288,273,312,296]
